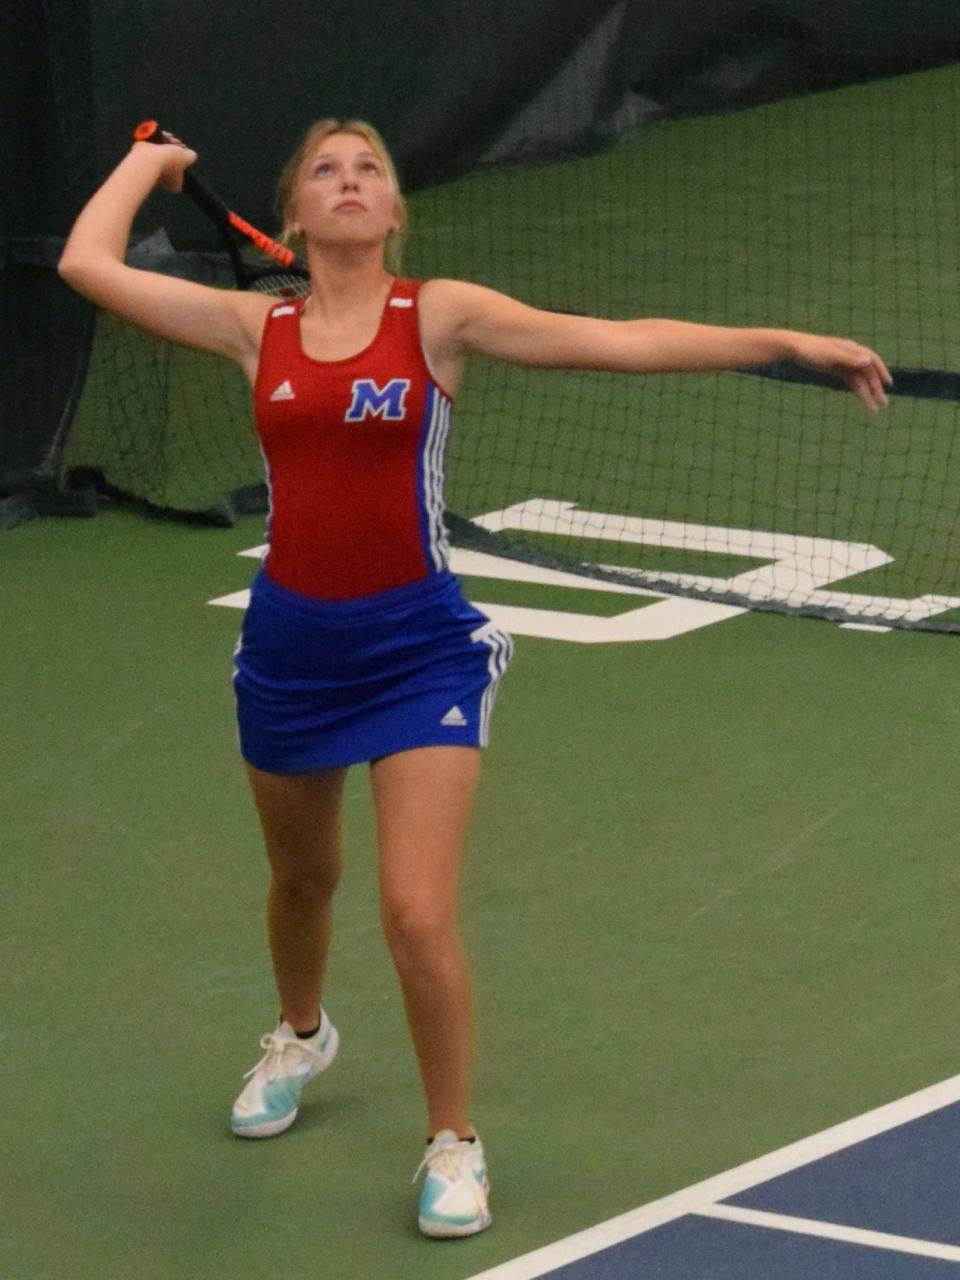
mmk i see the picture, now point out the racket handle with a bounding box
[130,120,298,271]
[132,120,208,204]
[132,119,166,145]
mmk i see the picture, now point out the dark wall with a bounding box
[619,0,960,119]
[1,2,92,481]
[33,0,960,250]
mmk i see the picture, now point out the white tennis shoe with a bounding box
[414,1129,492,1237]
[230,1011,339,1138]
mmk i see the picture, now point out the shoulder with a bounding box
[418,278,525,351]
[418,277,498,316]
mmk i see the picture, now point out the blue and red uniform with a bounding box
[253,277,453,600]
[233,277,513,771]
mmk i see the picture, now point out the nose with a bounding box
[341,172,359,191]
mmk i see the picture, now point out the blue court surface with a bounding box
[467,1075,960,1279]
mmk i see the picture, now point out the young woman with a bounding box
[58,119,892,1239]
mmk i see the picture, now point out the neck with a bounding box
[302,243,393,318]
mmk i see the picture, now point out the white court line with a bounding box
[465,1071,960,1280]
[696,1203,960,1263]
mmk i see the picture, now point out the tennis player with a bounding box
[58,120,892,1239]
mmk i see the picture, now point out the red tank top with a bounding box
[253,277,454,600]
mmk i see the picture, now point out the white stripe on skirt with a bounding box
[470,620,515,747]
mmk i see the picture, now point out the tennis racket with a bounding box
[133,120,310,299]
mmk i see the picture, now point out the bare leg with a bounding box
[244,762,348,1032]
[370,746,482,1137]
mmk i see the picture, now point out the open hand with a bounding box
[791,334,893,413]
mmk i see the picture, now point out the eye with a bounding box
[361,161,380,173]
[312,161,332,176]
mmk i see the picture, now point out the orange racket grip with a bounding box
[133,119,163,143]
[228,213,296,267]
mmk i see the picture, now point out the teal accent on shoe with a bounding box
[233,1072,307,1128]
[232,1015,339,1139]
[419,1175,485,1227]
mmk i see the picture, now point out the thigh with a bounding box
[245,762,348,883]
[369,746,481,922]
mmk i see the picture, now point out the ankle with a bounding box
[281,1010,323,1038]
[428,1125,476,1143]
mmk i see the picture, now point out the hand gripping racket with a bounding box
[133,120,310,298]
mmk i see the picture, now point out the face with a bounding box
[291,132,399,252]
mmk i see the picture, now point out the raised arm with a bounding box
[421,279,893,414]
[57,140,270,375]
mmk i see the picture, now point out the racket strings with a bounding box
[247,270,311,300]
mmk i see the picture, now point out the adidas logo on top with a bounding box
[441,706,468,727]
[270,380,296,402]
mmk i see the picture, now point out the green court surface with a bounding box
[4,506,960,1279]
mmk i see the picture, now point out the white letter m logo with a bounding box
[344,378,411,422]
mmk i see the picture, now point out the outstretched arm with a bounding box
[423,279,893,414]
[57,139,269,369]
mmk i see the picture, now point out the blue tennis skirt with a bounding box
[233,569,514,773]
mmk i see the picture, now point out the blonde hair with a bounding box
[276,119,408,272]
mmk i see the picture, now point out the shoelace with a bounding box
[242,1032,313,1083]
[411,1140,476,1186]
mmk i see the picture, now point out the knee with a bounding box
[380,899,457,964]
[271,856,342,903]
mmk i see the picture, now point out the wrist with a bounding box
[126,141,170,173]
[774,329,803,362]
[102,143,175,204]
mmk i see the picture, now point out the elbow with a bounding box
[57,253,108,303]
[57,244,82,279]
[57,253,88,289]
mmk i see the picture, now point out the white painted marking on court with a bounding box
[696,1203,960,1263]
[210,517,960,639]
[454,547,748,641]
[840,622,893,633]
[463,1071,960,1280]
[451,548,662,597]
[467,597,746,643]
[474,498,895,604]
[209,589,251,609]
[473,499,960,625]
[208,545,746,640]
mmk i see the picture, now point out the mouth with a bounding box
[334,199,366,212]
